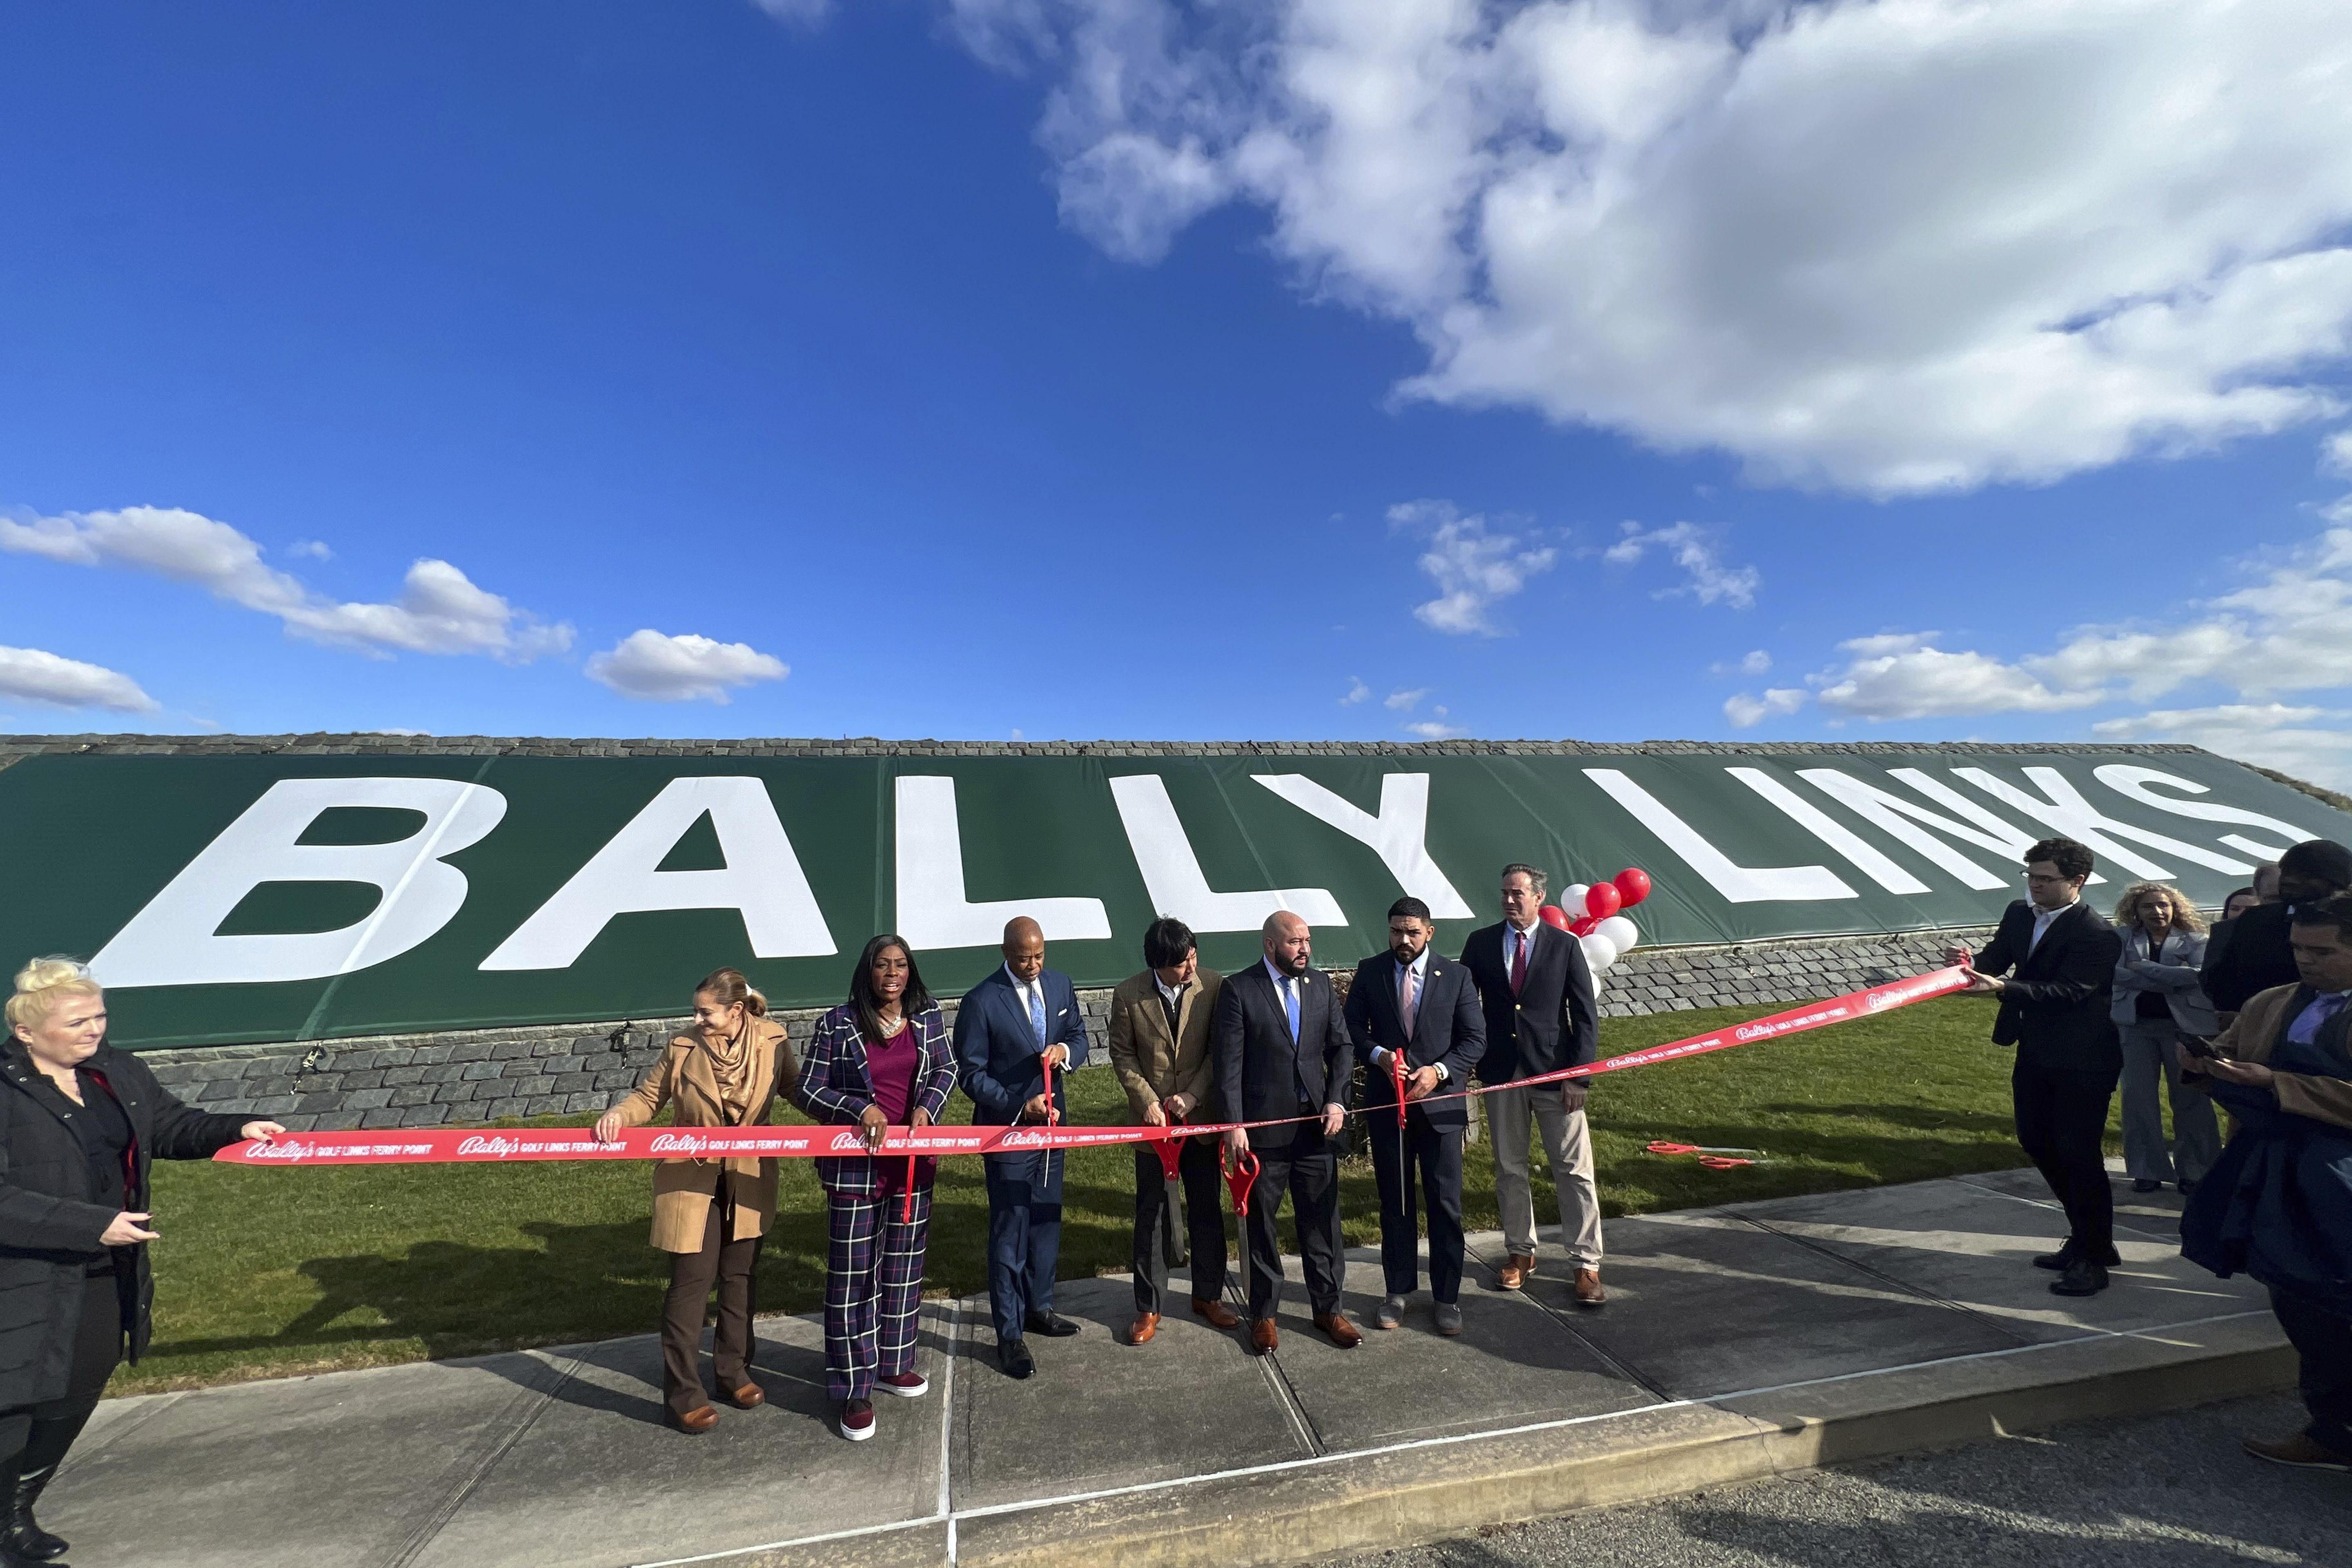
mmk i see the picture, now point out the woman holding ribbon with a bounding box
[593,967,796,1434]
[796,935,957,1443]
[1,958,283,1564]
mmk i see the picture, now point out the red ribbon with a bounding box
[214,967,1969,1167]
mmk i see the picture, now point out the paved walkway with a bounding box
[50,1168,2291,1568]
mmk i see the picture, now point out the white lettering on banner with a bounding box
[1252,773,1474,918]
[91,777,509,988]
[1582,769,1854,904]
[893,776,1111,950]
[480,777,835,970]
[1882,768,2103,884]
[2091,765,2320,860]
[1726,768,1929,895]
[1107,774,1346,931]
[1952,766,2255,878]
[1795,769,2013,891]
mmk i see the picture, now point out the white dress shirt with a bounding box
[1375,948,1446,1080]
[2028,901,2070,954]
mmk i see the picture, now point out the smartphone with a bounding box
[2177,1034,2232,1062]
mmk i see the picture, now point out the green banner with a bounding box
[1,746,2341,1048]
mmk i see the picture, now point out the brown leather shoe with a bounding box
[1573,1267,1607,1307]
[718,1381,764,1409]
[1316,1312,1363,1349]
[1192,1296,1240,1330]
[1250,1317,1279,1354]
[668,1405,719,1433]
[2243,1431,2352,1471]
[1496,1252,1536,1290]
[1128,1312,1160,1345]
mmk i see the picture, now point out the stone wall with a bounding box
[143,926,1992,1131]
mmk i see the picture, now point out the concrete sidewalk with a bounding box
[49,1167,2293,1568]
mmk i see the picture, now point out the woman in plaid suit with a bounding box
[796,934,959,1442]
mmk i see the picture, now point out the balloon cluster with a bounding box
[1537,867,1651,980]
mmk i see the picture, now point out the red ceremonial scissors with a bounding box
[1645,1140,1768,1169]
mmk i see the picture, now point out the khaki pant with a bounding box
[1488,1083,1602,1267]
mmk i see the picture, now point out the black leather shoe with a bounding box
[1023,1311,1080,1338]
[2132,1178,2163,1193]
[2050,1258,2109,1296]
[1000,1338,1035,1379]
[2,1463,65,1562]
[2178,1178,2198,1196]
[2034,1241,2120,1270]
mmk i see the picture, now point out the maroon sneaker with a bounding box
[838,1399,875,1441]
[876,1370,929,1399]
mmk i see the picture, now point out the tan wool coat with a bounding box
[606,1015,799,1252]
[1106,967,1223,1123]
[2211,981,2352,1132]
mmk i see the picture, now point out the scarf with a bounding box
[699,1017,758,1123]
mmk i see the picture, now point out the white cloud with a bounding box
[287,539,333,561]
[958,0,2352,495]
[585,630,789,704]
[1385,687,1430,712]
[0,646,157,713]
[0,506,570,661]
[2094,704,2352,791]
[749,0,833,24]
[1339,677,1371,705]
[1604,522,1759,608]
[1403,704,1466,739]
[1813,633,2104,720]
[1723,687,1806,728]
[1390,499,1556,636]
[1732,650,1772,677]
[2326,428,2352,478]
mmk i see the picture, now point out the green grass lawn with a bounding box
[121,993,2085,1393]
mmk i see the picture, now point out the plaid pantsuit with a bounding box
[799,1001,960,1408]
[826,1185,933,1402]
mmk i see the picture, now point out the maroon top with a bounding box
[866,1022,933,1197]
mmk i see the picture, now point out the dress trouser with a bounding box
[1488,1083,1603,1266]
[660,1185,763,1416]
[2116,1019,2220,1184]
[0,1272,122,1499]
[2011,1060,2120,1257]
[1243,1122,1345,1321]
[2271,1288,2352,1454]
[1131,1136,1230,1313]
[984,1156,1061,1343]
[1368,1112,1466,1302]
[825,1183,933,1403]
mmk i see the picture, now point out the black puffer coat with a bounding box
[0,1041,249,1407]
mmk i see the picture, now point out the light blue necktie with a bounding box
[1283,976,1301,1042]
[2288,991,2347,1045]
[1029,982,1047,1047]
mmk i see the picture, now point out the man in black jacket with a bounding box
[1950,836,2125,1296]
[1214,910,1361,1352]
[2201,840,2352,1019]
[1345,897,1485,1336]
[1460,864,1604,1304]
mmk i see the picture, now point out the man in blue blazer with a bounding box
[1214,910,1362,1352]
[1346,897,1486,1336]
[955,915,1090,1379]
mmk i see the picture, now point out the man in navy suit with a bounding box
[1346,897,1486,1335]
[1949,836,2125,1298]
[1214,910,1362,1352]
[955,915,1090,1378]
[1461,864,1604,1305]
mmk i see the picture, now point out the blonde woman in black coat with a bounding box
[0,959,281,1564]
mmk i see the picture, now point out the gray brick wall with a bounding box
[138,927,1988,1131]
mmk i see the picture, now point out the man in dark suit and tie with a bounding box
[1346,897,1486,1335]
[1949,836,2126,1297]
[1461,864,1604,1304]
[955,915,1090,1377]
[1214,909,1362,1352]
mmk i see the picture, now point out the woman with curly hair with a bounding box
[2109,882,2222,1194]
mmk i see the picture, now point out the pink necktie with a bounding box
[1399,963,1419,1038]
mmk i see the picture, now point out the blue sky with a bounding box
[4,1,2351,783]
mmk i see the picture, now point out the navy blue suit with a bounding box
[1345,951,1486,1302]
[954,964,1090,1343]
